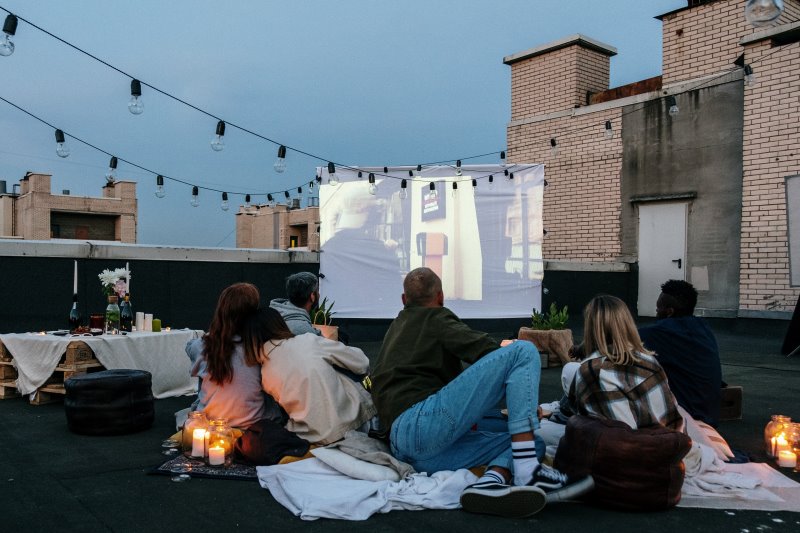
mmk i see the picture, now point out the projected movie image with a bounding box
[319,165,545,318]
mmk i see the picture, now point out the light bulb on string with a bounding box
[451,182,458,198]
[284,191,291,203]
[604,121,613,139]
[504,169,509,177]
[128,79,144,115]
[472,179,478,196]
[267,193,275,208]
[54,129,70,158]
[221,192,230,211]
[745,0,784,27]
[327,162,338,186]
[416,164,422,177]
[550,138,558,157]
[428,181,438,199]
[244,194,251,209]
[0,14,17,57]
[211,121,225,151]
[155,175,166,198]
[295,186,303,199]
[455,160,462,176]
[666,95,679,117]
[744,64,756,85]
[274,145,287,173]
[509,172,515,181]
[488,175,495,190]
[500,150,506,167]
[105,156,118,183]
[383,167,389,174]
[399,179,408,200]
[191,186,200,207]
[357,171,363,180]
[368,173,378,195]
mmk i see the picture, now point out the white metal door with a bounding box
[637,202,687,317]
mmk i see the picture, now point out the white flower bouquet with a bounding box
[98,267,130,297]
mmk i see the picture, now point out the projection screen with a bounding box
[318,164,544,318]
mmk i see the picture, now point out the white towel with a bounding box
[257,458,477,521]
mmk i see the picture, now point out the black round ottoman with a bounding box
[64,369,155,435]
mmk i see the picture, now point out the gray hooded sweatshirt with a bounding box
[269,298,321,336]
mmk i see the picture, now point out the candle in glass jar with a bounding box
[778,450,797,468]
[772,434,790,456]
[191,428,206,457]
[208,445,225,466]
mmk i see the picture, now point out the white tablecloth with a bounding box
[0,329,202,399]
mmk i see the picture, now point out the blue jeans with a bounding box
[390,341,541,474]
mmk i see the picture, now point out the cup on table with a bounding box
[144,314,153,332]
[89,314,105,330]
[152,318,162,332]
[135,312,145,331]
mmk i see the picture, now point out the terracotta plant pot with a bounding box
[518,327,574,366]
[315,324,339,341]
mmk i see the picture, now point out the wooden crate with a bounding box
[0,340,11,362]
[64,341,94,366]
[0,379,20,399]
[0,362,18,380]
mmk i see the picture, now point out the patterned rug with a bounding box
[151,453,257,481]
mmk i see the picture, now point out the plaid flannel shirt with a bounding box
[569,352,684,431]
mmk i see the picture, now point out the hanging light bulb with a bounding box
[191,186,200,207]
[357,171,363,180]
[416,164,422,177]
[604,120,613,139]
[284,191,291,204]
[128,79,144,115]
[105,156,118,183]
[504,169,509,177]
[221,192,230,211]
[54,129,70,158]
[451,182,458,198]
[244,194,251,209]
[550,138,558,157]
[267,193,275,207]
[472,179,478,196]
[296,186,303,199]
[0,14,17,57]
[488,175,495,190]
[666,95,679,117]
[500,150,507,166]
[211,121,225,151]
[327,162,338,186]
[509,172,515,181]
[155,175,166,198]
[309,180,315,191]
[744,64,756,85]
[429,181,438,199]
[383,166,389,174]
[399,179,408,200]
[745,0,784,27]
[368,173,378,195]
[455,160,462,176]
[274,145,287,173]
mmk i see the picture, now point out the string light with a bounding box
[211,120,225,151]
[745,0,784,27]
[105,156,118,183]
[0,14,16,57]
[221,192,230,211]
[368,173,377,195]
[54,129,69,158]
[456,159,462,176]
[604,120,613,139]
[267,193,275,207]
[274,145,287,173]
[472,179,478,195]
[400,179,408,200]
[357,171,363,180]
[429,181,437,199]
[509,172,514,181]
[451,181,458,198]
[504,169,509,177]
[488,175,494,190]
[416,164,422,177]
[666,95,679,117]
[155,175,166,198]
[244,194,251,209]
[744,64,756,85]
[128,79,144,115]
[284,190,290,201]
[550,138,558,157]
[327,162,338,186]
[190,186,200,207]
[295,186,302,199]
[383,166,388,174]
[500,151,506,166]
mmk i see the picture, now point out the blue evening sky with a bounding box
[0,1,684,247]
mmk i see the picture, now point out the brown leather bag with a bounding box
[553,415,691,511]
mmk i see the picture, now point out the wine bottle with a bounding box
[120,294,133,333]
[105,295,121,334]
[69,294,82,332]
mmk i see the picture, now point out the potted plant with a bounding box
[312,297,338,341]
[517,302,573,366]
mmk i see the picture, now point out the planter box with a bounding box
[517,327,574,367]
[315,324,339,341]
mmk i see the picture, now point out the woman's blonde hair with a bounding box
[583,295,651,366]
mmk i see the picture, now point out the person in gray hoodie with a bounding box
[269,272,322,336]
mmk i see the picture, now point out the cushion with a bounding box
[554,415,691,511]
[312,447,401,482]
[678,405,734,462]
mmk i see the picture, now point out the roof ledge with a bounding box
[740,20,800,46]
[503,34,617,65]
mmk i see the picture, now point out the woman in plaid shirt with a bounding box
[569,295,684,431]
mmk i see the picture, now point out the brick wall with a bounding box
[739,38,800,313]
[507,108,623,262]
[662,0,800,85]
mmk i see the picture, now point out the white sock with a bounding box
[472,469,506,487]
[512,440,539,486]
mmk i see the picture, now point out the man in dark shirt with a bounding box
[638,280,722,427]
[371,267,592,518]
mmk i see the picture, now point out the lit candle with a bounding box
[778,450,797,468]
[73,260,78,294]
[191,428,206,457]
[208,445,225,466]
[776,434,790,454]
[125,262,130,294]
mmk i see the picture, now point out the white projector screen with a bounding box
[319,164,544,318]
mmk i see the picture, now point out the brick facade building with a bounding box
[236,202,320,251]
[505,0,800,319]
[0,173,137,242]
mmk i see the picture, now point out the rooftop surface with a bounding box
[3,318,799,532]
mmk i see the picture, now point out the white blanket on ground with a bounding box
[257,458,477,521]
[2,329,201,398]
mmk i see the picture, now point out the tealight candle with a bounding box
[772,434,791,456]
[208,445,225,466]
[778,450,797,468]
[164,326,171,332]
[191,428,206,457]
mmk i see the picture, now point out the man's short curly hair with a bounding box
[403,267,442,306]
[286,272,318,307]
[660,279,698,317]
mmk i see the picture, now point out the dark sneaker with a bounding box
[460,480,546,518]
[529,464,595,503]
